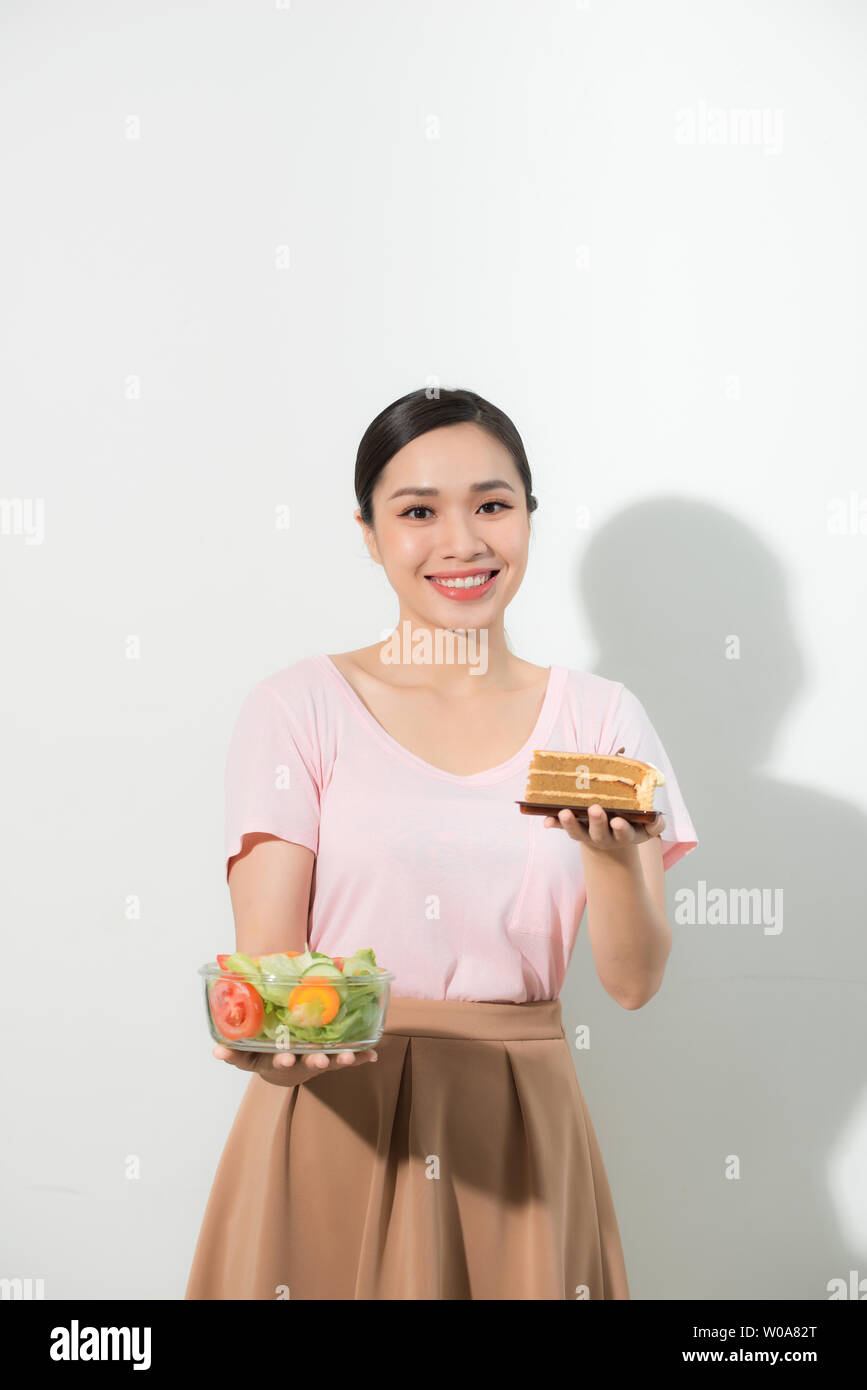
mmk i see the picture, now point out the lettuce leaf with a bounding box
[222,951,260,979]
[340,947,380,977]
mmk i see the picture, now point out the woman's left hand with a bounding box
[543,804,666,852]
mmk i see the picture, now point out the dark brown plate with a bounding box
[515,801,658,823]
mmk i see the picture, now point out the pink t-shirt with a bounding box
[224,654,699,1003]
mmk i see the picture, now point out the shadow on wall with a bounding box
[562,495,866,1300]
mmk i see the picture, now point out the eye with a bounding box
[397,500,513,519]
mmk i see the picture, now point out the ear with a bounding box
[354,509,382,567]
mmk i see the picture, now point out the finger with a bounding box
[215,1044,379,1072]
[213,1044,251,1068]
[585,804,614,845]
[609,814,637,844]
[544,810,585,834]
[621,812,664,844]
[305,1051,330,1070]
[555,808,591,842]
[213,1044,261,1073]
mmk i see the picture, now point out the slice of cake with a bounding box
[524,746,666,813]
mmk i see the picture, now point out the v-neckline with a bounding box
[313,653,567,786]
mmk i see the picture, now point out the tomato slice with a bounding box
[209,979,265,1039]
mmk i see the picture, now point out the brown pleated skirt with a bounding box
[185,995,629,1300]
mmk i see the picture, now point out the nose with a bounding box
[437,509,493,560]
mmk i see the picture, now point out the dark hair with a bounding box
[355,386,538,528]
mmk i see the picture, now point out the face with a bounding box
[356,422,531,634]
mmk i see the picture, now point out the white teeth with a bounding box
[429,571,494,589]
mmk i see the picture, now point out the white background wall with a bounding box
[2,0,865,1300]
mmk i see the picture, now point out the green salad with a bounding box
[207,945,387,1048]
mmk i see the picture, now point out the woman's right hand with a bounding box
[212,1043,379,1086]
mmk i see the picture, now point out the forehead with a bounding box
[378,423,518,495]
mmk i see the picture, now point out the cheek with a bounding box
[498,548,528,594]
[381,526,428,572]
[498,520,530,565]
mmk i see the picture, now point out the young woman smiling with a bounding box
[185,386,699,1301]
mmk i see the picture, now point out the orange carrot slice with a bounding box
[287,983,340,1027]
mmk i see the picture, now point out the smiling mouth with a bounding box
[424,569,501,599]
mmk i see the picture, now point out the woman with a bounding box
[185,386,699,1300]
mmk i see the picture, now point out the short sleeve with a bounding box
[224,679,321,879]
[601,683,699,872]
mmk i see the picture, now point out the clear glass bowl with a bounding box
[200,961,395,1053]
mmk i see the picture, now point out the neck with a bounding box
[375,617,511,687]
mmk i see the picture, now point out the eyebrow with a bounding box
[387,478,517,501]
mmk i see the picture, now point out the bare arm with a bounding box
[227,832,315,957]
[582,835,672,1009]
[213,833,378,1082]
